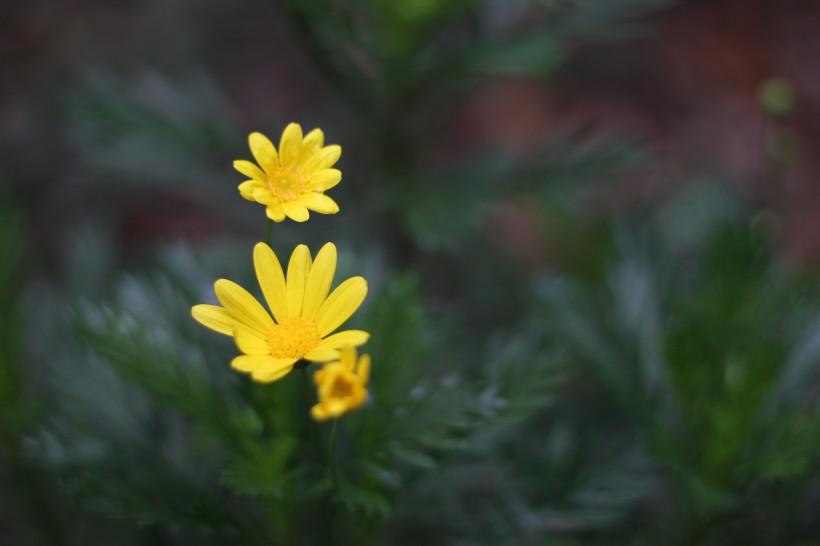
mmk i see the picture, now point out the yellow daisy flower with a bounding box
[234,123,342,223]
[191,242,369,383]
[311,347,370,422]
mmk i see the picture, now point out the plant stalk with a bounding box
[330,418,340,493]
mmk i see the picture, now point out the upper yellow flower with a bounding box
[191,242,369,383]
[311,347,370,422]
[234,123,342,223]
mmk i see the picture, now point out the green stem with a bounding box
[330,418,340,493]
[319,419,341,545]
[299,367,326,467]
[299,367,311,402]
[265,218,273,247]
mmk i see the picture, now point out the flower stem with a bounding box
[299,367,311,401]
[299,366,326,466]
[265,218,273,247]
[330,418,340,493]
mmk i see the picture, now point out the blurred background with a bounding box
[2,0,820,544]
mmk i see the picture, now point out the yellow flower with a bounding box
[234,123,342,223]
[311,347,370,422]
[191,242,369,383]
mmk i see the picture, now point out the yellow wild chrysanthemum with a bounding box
[234,123,342,223]
[311,347,370,422]
[191,242,369,383]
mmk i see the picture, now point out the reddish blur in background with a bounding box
[2,0,820,264]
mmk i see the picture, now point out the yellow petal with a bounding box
[214,279,274,336]
[313,366,329,386]
[232,355,295,383]
[303,346,340,362]
[311,403,331,421]
[253,243,289,323]
[286,245,311,318]
[318,330,370,349]
[266,204,286,222]
[278,123,303,168]
[232,354,273,372]
[191,304,233,336]
[238,180,261,200]
[307,169,342,192]
[302,242,337,320]
[282,202,309,222]
[337,346,356,372]
[233,160,266,181]
[323,399,349,417]
[299,193,339,215]
[253,187,275,205]
[357,354,371,385]
[351,390,368,409]
[302,128,325,154]
[315,277,368,337]
[302,145,341,173]
[248,132,279,173]
[251,360,296,383]
[233,324,269,355]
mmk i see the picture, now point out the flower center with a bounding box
[267,168,305,202]
[267,317,321,359]
[329,375,356,398]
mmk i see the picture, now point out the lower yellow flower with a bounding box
[311,347,371,421]
[191,243,369,383]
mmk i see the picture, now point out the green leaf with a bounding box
[60,451,244,532]
[221,438,298,497]
[390,443,438,470]
[337,483,392,518]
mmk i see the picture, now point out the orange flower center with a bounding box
[267,316,320,359]
[267,168,306,202]
[329,374,357,398]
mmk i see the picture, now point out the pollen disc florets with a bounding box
[329,375,356,398]
[268,168,305,202]
[267,316,321,359]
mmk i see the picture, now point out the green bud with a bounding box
[758,77,795,118]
